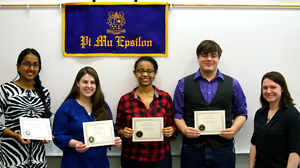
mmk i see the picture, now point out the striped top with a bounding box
[0,82,51,168]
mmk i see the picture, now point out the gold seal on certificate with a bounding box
[194,110,225,135]
[88,136,95,143]
[19,117,52,140]
[198,124,206,131]
[82,120,115,147]
[136,131,143,138]
[132,117,164,142]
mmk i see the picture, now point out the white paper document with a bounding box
[194,110,226,135]
[82,120,115,147]
[132,117,164,142]
[19,117,52,140]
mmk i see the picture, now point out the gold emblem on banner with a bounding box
[107,11,126,35]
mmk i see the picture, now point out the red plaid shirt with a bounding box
[115,86,177,162]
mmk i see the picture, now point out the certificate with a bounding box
[194,110,225,135]
[132,117,164,142]
[19,117,52,140]
[82,120,115,147]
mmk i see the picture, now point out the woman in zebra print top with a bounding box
[0,48,51,168]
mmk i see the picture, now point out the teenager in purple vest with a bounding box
[173,40,248,168]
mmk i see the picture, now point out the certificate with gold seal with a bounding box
[82,120,115,147]
[132,117,164,142]
[194,110,225,135]
[19,117,52,140]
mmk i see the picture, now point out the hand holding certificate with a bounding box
[19,117,52,140]
[132,117,164,142]
[194,110,226,135]
[82,120,115,147]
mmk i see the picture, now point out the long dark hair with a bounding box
[15,48,52,118]
[259,71,295,112]
[64,66,110,121]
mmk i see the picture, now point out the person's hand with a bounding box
[220,128,235,140]
[184,127,200,138]
[162,126,175,137]
[112,137,122,148]
[122,127,134,138]
[16,134,31,145]
[75,141,89,153]
[40,138,50,144]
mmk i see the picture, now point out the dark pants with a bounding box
[121,152,172,168]
[181,142,236,168]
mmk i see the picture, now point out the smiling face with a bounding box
[133,60,157,87]
[76,74,96,99]
[198,52,220,76]
[17,53,40,82]
[262,78,283,106]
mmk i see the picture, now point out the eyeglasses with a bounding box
[21,62,40,69]
[136,69,155,75]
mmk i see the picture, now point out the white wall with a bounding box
[1,0,300,156]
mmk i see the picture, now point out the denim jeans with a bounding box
[121,152,172,168]
[181,142,236,168]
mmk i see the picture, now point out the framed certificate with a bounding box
[194,110,226,135]
[132,117,164,142]
[19,117,52,140]
[82,120,115,147]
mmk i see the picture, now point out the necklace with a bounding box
[267,111,276,122]
[76,99,92,115]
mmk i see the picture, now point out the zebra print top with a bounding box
[0,82,51,168]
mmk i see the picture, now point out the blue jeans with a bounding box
[121,152,172,168]
[181,142,236,168]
